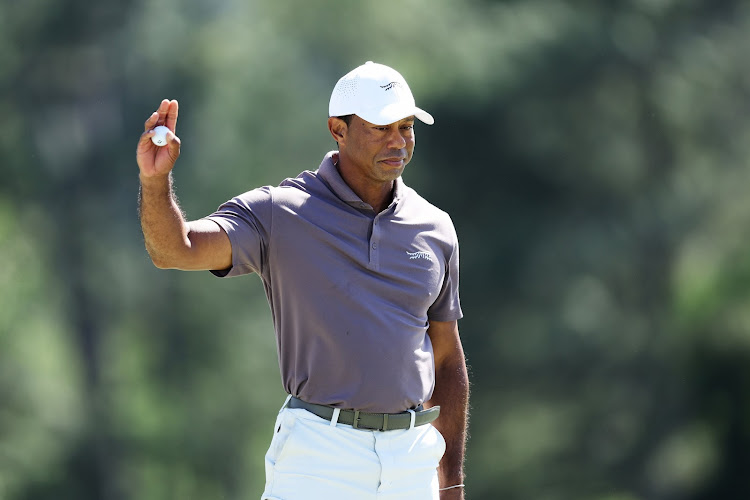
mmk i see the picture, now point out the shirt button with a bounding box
[371,243,377,250]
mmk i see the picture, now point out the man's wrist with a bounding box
[439,483,464,491]
[439,466,465,487]
[439,485,465,499]
[139,172,174,197]
[139,171,171,185]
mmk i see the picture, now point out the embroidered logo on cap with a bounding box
[380,81,402,91]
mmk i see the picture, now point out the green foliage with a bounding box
[3,0,750,498]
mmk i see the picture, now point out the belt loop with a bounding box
[281,394,292,412]
[407,409,416,430]
[352,410,361,429]
[382,413,389,431]
[330,408,340,427]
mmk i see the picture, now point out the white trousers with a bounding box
[261,405,446,499]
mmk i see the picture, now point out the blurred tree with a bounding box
[3,0,750,499]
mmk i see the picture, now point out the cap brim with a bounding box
[361,104,434,126]
[414,107,434,125]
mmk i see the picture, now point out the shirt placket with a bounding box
[368,213,383,271]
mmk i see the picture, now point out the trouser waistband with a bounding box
[286,397,440,431]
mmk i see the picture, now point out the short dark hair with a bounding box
[335,114,353,126]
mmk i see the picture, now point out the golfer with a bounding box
[136,61,468,499]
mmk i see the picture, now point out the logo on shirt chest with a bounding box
[406,250,433,262]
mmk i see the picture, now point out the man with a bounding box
[136,61,469,499]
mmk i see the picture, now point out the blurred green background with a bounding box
[3,0,750,498]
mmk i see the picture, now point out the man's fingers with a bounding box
[144,112,158,132]
[165,100,179,131]
[154,99,170,128]
[137,129,157,153]
[140,100,180,162]
[166,129,181,147]
[165,130,181,163]
[143,99,178,135]
[158,99,169,115]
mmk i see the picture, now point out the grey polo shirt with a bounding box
[205,151,462,413]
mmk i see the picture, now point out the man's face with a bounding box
[338,115,416,183]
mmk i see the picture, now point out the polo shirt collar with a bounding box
[318,151,405,210]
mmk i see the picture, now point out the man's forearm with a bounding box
[138,172,190,268]
[428,355,469,496]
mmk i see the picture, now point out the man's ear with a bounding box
[327,117,347,146]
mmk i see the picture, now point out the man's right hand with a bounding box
[137,99,181,179]
[136,98,233,272]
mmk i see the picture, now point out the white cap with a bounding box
[329,61,434,126]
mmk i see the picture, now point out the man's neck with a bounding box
[334,154,394,213]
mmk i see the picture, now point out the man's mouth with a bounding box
[380,157,405,166]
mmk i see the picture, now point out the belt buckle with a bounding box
[351,410,382,431]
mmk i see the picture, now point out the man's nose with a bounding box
[386,127,407,148]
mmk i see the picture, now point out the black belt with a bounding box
[286,397,440,431]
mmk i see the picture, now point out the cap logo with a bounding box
[380,81,403,91]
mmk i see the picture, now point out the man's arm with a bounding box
[425,319,469,500]
[137,99,232,271]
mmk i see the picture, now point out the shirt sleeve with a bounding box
[427,216,463,322]
[202,186,273,277]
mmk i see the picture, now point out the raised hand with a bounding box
[137,99,181,179]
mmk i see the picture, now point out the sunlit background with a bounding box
[3,0,750,498]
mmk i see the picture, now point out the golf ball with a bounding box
[151,125,170,146]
